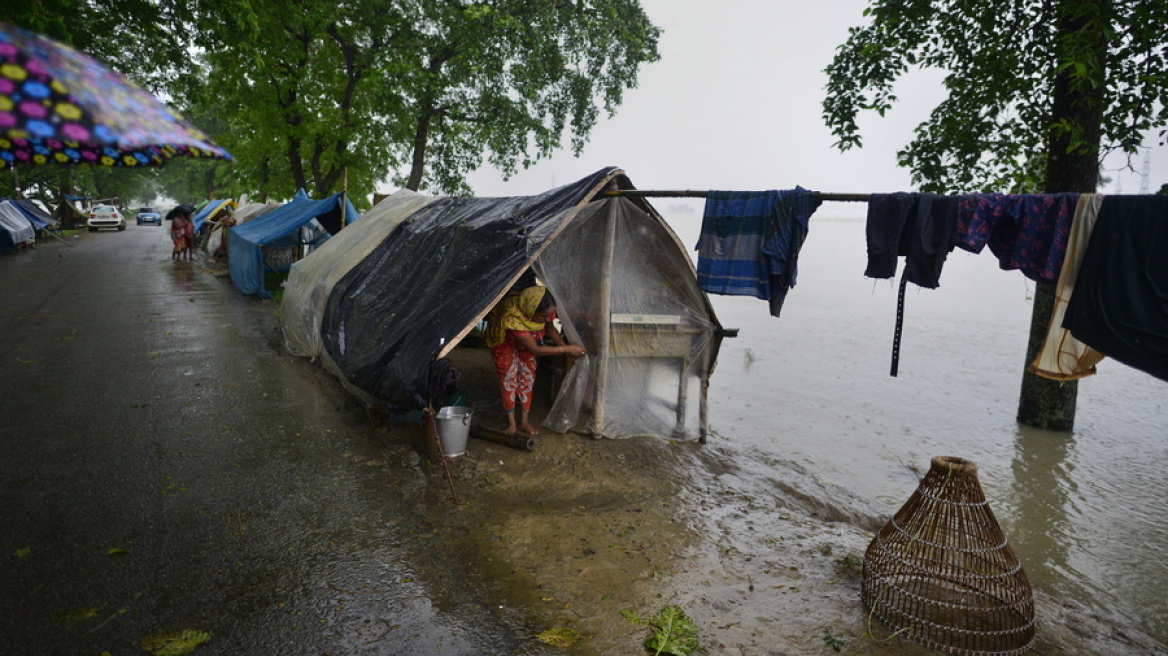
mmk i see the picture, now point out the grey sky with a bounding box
[464,0,1166,212]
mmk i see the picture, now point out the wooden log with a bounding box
[469,425,535,451]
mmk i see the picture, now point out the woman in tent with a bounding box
[485,285,586,435]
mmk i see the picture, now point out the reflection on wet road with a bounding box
[0,225,547,654]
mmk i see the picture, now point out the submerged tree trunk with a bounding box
[1017,1,1108,431]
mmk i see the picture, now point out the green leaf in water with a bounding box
[536,627,582,647]
[106,548,129,556]
[14,547,30,557]
[621,605,699,656]
[53,606,102,625]
[139,629,212,655]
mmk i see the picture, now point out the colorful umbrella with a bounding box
[0,22,232,169]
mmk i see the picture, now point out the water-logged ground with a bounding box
[3,222,1163,655]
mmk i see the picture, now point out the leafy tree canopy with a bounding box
[191,0,661,198]
[823,0,1168,193]
[4,1,660,204]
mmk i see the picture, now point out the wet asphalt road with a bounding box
[0,223,541,655]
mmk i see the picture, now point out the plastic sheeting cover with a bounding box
[11,199,57,229]
[321,168,619,407]
[228,192,359,298]
[204,202,281,254]
[536,198,719,440]
[0,201,35,252]
[282,189,441,360]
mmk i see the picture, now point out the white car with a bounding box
[87,205,126,231]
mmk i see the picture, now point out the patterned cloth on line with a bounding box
[695,187,822,317]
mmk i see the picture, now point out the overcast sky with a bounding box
[463,0,1167,215]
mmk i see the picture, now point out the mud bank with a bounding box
[227,270,1161,655]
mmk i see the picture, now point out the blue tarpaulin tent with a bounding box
[191,199,235,232]
[228,190,358,298]
[10,200,57,230]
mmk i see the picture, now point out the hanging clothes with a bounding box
[1063,195,1168,383]
[1029,194,1106,381]
[864,193,960,376]
[953,193,1079,284]
[864,193,960,289]
[695,187,821,317]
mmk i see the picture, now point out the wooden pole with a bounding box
[590,199,618,437]
[601,189,871,202]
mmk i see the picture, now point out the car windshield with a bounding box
[140,207,158,213]
[94,205,116,212]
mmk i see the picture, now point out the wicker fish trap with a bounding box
[861,456,1035,656]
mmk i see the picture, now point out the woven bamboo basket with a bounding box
[862,456,1035,655]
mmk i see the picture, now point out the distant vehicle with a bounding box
[87,205,126,232]
[136,207,162,226]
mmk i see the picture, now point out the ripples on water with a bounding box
[669,215,1168,642]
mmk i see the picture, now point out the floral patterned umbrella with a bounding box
[0,22,231,169]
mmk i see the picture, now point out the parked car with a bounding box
[87,205,126,231]
[136,207,162,226]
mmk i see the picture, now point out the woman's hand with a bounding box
[560,345,586,358]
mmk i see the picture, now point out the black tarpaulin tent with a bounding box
[293,168,724,440]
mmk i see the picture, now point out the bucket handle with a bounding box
[462,412,472,427]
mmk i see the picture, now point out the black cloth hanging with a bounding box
[865,193,960,375]
[1063,196,1168,383]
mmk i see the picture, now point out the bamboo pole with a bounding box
[590,199,618,437]
[601,189,871,202]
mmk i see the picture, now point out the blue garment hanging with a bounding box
[695,187,822,317]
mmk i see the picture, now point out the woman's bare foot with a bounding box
[518,422,539,436]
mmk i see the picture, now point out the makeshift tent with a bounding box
[204,202,282,254]
[55,199,87,227]
[191,198,238,232]
[10,199,58,230]
[282,189,441,364]
[227,190,358,299]
[0,201,36,253]
[284,168,725,440]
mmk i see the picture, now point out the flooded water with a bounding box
[666,212,1168,643]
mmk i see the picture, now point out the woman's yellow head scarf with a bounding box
[485,285,548,347]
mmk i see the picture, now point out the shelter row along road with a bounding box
[0,222,551,654]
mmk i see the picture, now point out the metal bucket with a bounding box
[435,406,473,457]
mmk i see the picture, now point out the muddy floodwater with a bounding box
[675,213,1168,644]
[2,216,1164,656]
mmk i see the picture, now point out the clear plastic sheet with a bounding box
[536,198,719,440]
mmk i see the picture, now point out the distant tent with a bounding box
[204,202,282,255]
[191,199,238,233]
[0,201,36,254]
[55,200,87,227]
[227,190,358,298]
[282,168,726,440]
[11,200,58,230]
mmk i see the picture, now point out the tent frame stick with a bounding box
[590,200,618,437]
[601,189,872,202]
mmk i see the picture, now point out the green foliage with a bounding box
[823,0,1168,193]
[536,627,582,647]
[823,628,846,651]
[621,605,700,656]
[192,0,660,197]
[139,628,212,655]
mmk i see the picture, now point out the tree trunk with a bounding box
[405,110,432,192]
[1017,1,1108,431]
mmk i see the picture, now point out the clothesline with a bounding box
[603,189,872,202]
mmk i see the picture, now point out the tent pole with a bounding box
[590,200,618,438]
[601,189,871,202]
